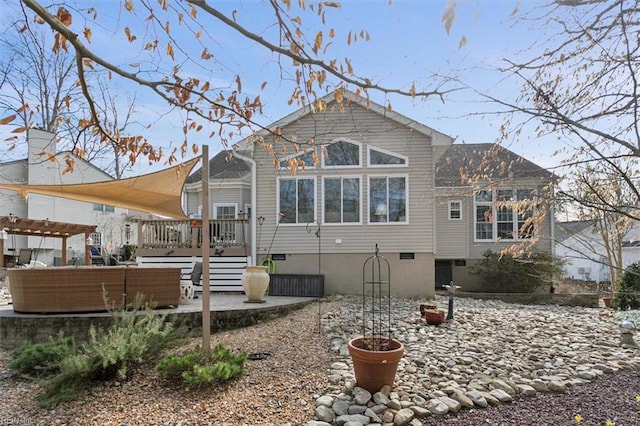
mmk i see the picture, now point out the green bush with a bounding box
[8,336,76,377]
[471,250,564,293]
[614,262,640,310]
[9,302,180,408]
[157,344,246,387]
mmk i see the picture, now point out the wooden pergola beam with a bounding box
[0,216,97,268]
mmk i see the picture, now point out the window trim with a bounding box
[213,203,238,219]
[321,138,363,169]
[367,174,409,225]
[473,188,537,242]
[278,147,317,170]
[448,200,462,220]
[93,203,115,213]
[322,175,363,226]
[277,176,317,226]
[367,145,409,168]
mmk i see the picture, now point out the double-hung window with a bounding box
[278,177,315,224]
[449,201,462,220]
[323,176,361,224]
[369,175,407,223]
[475,190,493,240]
[474,188,536,241]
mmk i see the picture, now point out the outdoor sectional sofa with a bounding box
[8,266,181,313]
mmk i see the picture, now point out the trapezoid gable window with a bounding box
[278,148,317,170]
[278,177,316,224]
[367,146,408,167]
[322,139,361,168]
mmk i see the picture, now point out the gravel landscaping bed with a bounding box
[0,295,639,425]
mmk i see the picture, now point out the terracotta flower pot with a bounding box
[347,336,404,393]
[241,265,270,303]
[424,309,446,325]
[419,303,437,316]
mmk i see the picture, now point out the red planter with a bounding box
[424,309,446,325]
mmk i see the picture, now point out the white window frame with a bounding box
[277,176,317,225]
[213,203,238,219]
[473,188,536,242]
[367,145,409,168]
[213,203,238,243]
[93,203,115,213]
[448,200,462,220]
[322,175,362,225]
[321,138,363,169]
[278,147,317,170]
[367,174,409,225]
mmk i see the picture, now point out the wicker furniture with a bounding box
[124,267,180,307]
[8,266,180,313]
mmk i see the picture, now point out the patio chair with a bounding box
[16,249,32,266]
[190,262,203,297]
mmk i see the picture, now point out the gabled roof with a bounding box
[235,89,454,148]
[435,143,555,187]
[555,220,596,242]
[186,150,251,184]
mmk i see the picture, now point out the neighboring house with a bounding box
[231,90,454,299]
[0,129,130,266]
[184,150,252,219]
[555,219,640,284]
[434,144,556,291]
[183,149,253,252]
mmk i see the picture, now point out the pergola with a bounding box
[0,216,97,267]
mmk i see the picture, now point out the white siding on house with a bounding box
[1,129,131,265]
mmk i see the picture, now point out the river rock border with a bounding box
[308,295,640,426]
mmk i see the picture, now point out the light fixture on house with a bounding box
[9,213,18,224]
[0,229,8,240]
[44,217,49,227]
[86,236,94,246]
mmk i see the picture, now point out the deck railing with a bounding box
[136,218,250,249]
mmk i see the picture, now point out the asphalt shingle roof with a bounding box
[186,150,251,183]
[435,143,554,187]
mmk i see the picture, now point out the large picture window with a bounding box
[474,188,535,241]
[323,176,361,224]
[278,177,315,224]
[369,176,407,223]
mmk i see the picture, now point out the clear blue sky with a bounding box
[1,1,558,172]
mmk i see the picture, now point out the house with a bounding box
[230,90,454,298]
[555,219,640,284]
[184,150,251,230]
[433,143,556,291]
[0,129,131,266]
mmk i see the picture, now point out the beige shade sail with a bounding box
[0,157,201,220]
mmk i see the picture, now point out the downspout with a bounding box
[233,148,257,266]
